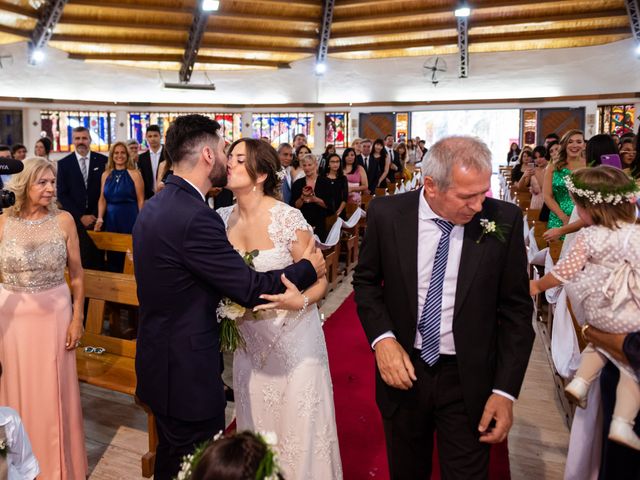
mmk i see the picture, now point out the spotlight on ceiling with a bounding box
[636,43,640,56]
[30,49,45,63]
[315,62,326,75]
[454,6,471,17]
[202,0,220,11]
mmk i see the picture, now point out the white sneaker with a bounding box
[564,377,590,409]
[609,416,640,451]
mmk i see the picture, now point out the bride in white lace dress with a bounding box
[218,139,342,479]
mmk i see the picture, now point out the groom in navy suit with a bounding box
[133,114,325,479]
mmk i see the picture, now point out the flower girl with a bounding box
[530,165,640,450]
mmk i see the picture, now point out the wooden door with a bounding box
[359,113,395,140]
[538,108,585,140]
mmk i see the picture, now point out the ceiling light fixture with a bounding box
[315,62,326,75]
[30,49,45,63]
[202,0,220,11]
[454,5,471,17]
[636,43,640,56]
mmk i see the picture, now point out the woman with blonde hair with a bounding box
[543,129,586,233]
[0,157,88,479]
[96,141,144,270]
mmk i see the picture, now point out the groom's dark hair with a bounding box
[165,114,221,166]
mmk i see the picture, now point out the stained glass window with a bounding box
[251,113,315,149]
[128,112,242,148]
[324,112,348,148]
[40,110,116,153]
[597,105,635,136]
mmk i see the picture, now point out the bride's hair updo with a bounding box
[227,138,282,198]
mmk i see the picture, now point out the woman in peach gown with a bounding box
[0,158,87,479]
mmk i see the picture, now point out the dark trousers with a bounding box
[153,412,225,480]
[598,361,640,480]
[383,353,490,480]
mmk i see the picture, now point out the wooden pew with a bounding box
[87,231,134,275]
[75,270,158,477]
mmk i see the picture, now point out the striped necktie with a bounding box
[418,218,455,366]
[80,156,88,188]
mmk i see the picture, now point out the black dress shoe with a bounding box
[224,384,235,403]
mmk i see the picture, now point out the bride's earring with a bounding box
[252,185,256,192]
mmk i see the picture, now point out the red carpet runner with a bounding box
[324,293,511,480]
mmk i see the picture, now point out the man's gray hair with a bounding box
[421,136,492,190]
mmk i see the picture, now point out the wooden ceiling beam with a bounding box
[332,9,629,39]
[224,0,319,6]
[330,26,631,53]
[0,24,29,38]
[68,52,290,68]
[57,17,318,39]
[50,33,315,53]
[67,0,317,24]
[0,2,39,19]
[333,0,595,23]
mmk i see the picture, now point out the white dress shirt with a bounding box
[149,145,163,188]
[371,188,515,401]
[0,407,40,480]
[182,177,206,202]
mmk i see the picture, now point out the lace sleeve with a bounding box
[216,206,233,229]
[551,229,590,283]
[270,204,313,250]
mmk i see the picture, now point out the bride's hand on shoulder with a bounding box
[254,274,307,312]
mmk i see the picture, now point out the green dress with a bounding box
[547,167,574,229]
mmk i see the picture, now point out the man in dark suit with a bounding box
[56,126,107,269]
[354,136,534,479]
[137,124,166,199]
[360,138,379,194]
[132,114,325,480]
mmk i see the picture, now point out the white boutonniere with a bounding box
[477,218,508,244]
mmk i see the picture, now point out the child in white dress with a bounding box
[531,165,640,450]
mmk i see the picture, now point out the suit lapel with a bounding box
[394,190,420,325]
[454,212,487,319]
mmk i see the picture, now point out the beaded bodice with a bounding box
[0,213,67,292]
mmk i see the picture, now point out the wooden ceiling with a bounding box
[0,0,633,72]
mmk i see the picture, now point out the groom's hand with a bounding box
[302,235,326,279]
[374,338,416,390]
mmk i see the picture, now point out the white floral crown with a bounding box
[564,175,639,206]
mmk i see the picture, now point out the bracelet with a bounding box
[292,295,309,323]
[581,324,590,340]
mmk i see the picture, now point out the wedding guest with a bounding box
[291,153,332,241]
[33,137,52,160]
[406,138,419,165]
[342,147,368,205]
[10,144,27,161]
[517,146,547,209]
[292,133,307,151]
[372,138,390,189]
[585,134,617,166]
[138,125,166,199]
[506,142,521,165]
[396,142,408,170]
[291,145,310,183]
[156,155,173,193]
[323,152,348,219]
[619,137,639,179]
[95,142,144,271]
[544,132,560,148]
[0,158,88,479]
[584,327,640,479]
[126,139,140,165]
[543,129,586,234]
[511,148,532,183]
[277,143,294,204]
[320,143,336,171]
